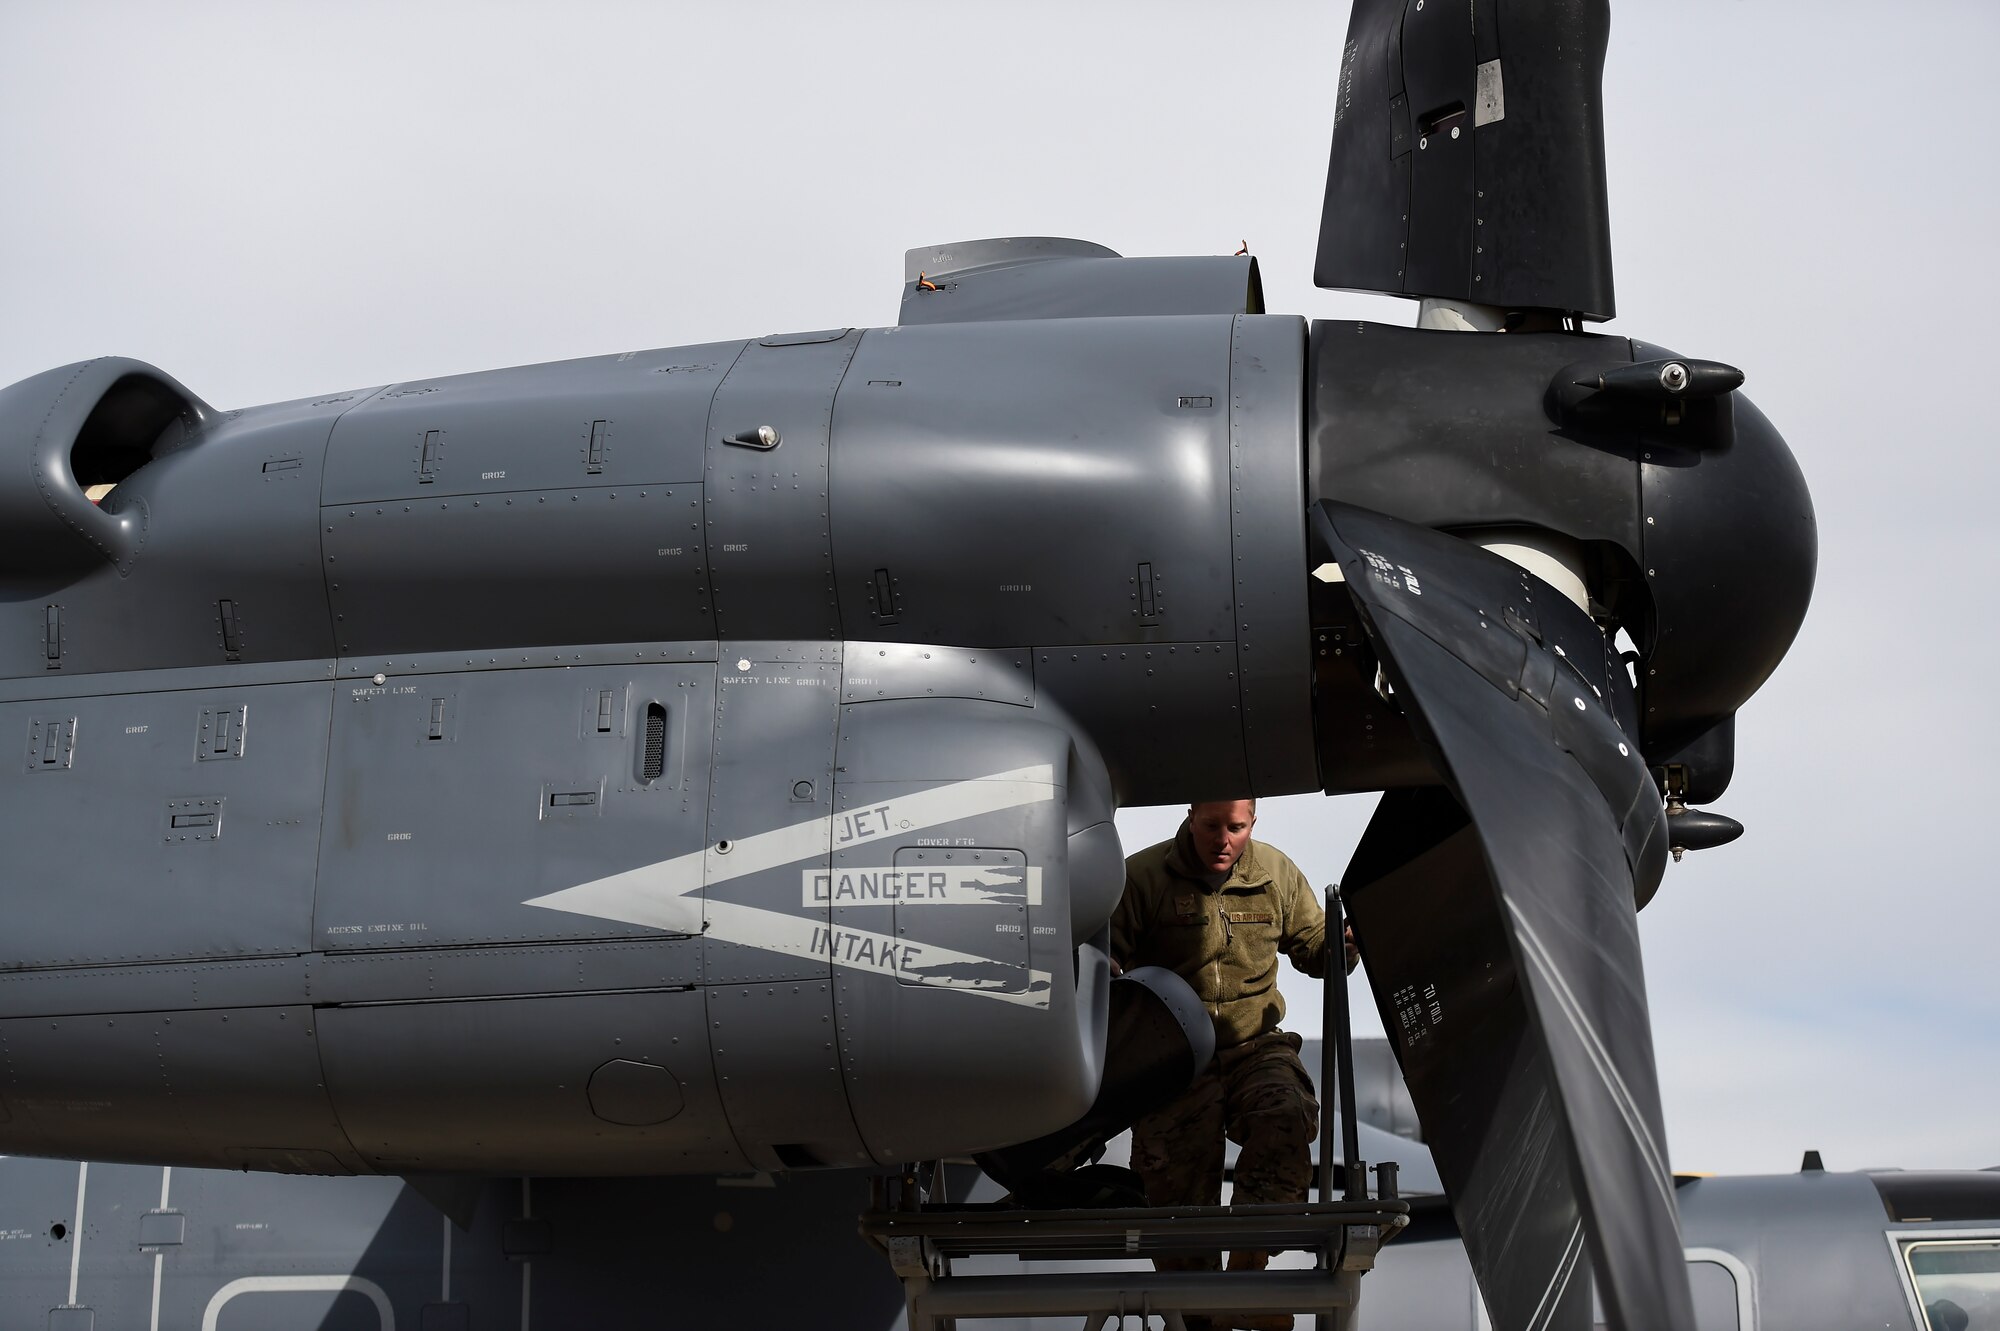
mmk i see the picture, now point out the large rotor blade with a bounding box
[1314,501,1690,1331]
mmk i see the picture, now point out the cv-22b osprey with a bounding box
[0,2,1813,1328]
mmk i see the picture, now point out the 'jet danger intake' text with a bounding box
[808,925,926,978]
[801,866,1039,907]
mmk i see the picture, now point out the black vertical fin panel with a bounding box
[1317,0,1413,298]
[1315,0,1616,319]
[1314,501,1689,1331]
[1398,0,1478,299]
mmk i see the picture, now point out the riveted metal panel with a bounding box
[588,1057,684,1126]
[829,699,1097,1164]
[703,331,860,641]
[890,846,1031,992]
[1227,315,1317,795]
[839,641,1034,708]
[316,990,743,1175]
[719,639,841,666]
[313,938,700,1005]
[1308,322,1640,550]
[0,956,309,1019]
[330,639,715,682]
[1637,370,1815,758]
[23,1160,157,1331]
[701,651,842,983]
[1033,642,1247,806]
[0,1157,77,1314]
[0,399,341,680]
[22,715,75,772]
[829,317,1238,648]
[706,981,869,1170]
[0,658,334,704]
[897,251,1262,326]
[320,343,740,504]
[136,1209,185,1247]
[315,662,713,951]
[0,681,329,971]
[0,1006,362,1173]
[321,485,711,658]
[174,1171,421,1324]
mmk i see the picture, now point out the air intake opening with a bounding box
[772,1143,823,1170]
[641,703,667,781]
[70,372,197,504]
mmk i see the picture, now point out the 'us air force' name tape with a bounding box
[803,865,1042,907]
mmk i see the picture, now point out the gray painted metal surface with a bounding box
[1,1157,1961,1329]
[0,293,1811,1325]
[318,990,741,1176]
[2,679,331,969]
[317,662,715,949]
[0,1157,904,1331]
[10,313,1316,1179]
[2,1048,1977,1329]
[320,342,733,658]
[899,239,1263,326]
[705,331,853,641]
[1228,314,1316,795]
[0,4,1821,1318]
[830,316,1243,648]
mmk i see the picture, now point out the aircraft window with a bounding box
[1875,1173,2000,1224]
[1901,1240,2000,1330]
[1687,1261,1742,1330]
[1588,1258,1746,1330]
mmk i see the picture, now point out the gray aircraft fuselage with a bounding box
[3,1105,1991,1329]
[0,280,1806,1183]
[0,304,1314,1180]
[0,0,1837,1321]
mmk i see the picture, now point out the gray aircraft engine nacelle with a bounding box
[1306,321,1816,808]
[0,314,1311,1178]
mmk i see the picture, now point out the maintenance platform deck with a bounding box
[862,1198,1410,1330]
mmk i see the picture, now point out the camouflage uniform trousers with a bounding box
[1130,1028,1320,1273]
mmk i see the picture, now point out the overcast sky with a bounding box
[3,1,1995,1178]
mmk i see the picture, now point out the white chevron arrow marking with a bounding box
[522,766,1059,1003]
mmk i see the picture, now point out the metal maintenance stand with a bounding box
[862,892,1405,1330]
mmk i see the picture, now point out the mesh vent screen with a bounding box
[642,703,667,780]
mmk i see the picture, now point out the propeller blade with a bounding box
[1314,0,1616,320]
[1315,501,1691,1331]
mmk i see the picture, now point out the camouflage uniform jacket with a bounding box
[1111,826,1330,1049]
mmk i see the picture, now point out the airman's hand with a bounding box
[1343,923,1359,975]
